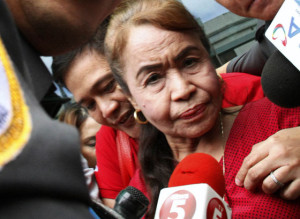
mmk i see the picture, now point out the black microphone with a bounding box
[114,186,149,219]
[261,50,300,108]
[91,200,124,219]
[91,186,149,219]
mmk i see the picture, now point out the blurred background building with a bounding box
[179,0,258,67]
[203,12,258,67]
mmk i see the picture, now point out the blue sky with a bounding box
[182,0,228,22]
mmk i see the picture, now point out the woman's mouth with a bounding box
[179,104,206,120]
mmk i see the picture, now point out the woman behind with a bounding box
[105,0,300,218]
[58,102,101,168]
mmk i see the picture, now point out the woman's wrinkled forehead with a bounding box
[122,24,207,65]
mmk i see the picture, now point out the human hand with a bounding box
[215,0,284,21]
[235,126,300,200]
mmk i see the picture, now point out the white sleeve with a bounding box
[81,155,102,203]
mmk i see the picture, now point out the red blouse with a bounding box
[223,97,300,218]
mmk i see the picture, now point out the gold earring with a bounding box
[116,84,122,90]
[134,110,148,124]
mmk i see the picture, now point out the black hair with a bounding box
[52,17,110,87]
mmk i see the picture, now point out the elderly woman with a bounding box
[105,0,300,218]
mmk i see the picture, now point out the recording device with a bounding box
[261,50,300,108]
[154,153,231,219]
[91,200,123,219]
[114,186,149,219]
[263,0,300,107]
[265,0,300,71]
[92,186,149,219]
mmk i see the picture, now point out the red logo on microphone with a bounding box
[159,190,196,219]
[207,198,228,219]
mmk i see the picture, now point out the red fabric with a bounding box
[128,98,300,217]
[95,125,138,199]
[223,97,300,218]
[116,130,136,186]
[129,169,149,200]
[221,72,264,108]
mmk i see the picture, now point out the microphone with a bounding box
[114,186,149,219]
[92,186,149,219]
[155,153,231,219]
[261,50,300,108]
[91,201,124,219]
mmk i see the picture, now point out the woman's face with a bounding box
[122,24,222,138]
[80,116,101,168]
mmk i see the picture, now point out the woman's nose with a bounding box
[170,72,196,101]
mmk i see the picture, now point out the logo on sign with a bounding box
[159,190,196,219]
[206,198,228,219]
[272,24,287,46]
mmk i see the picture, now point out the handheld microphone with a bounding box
[91,200,124,219]
[114,186,149,219]
[155,153,231,219]
[261,50,300,108]
[92,186,149,219]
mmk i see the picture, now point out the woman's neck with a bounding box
[167,107,240,162]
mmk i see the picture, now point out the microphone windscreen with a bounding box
[261,50,300,107]
[168,153,225,197]
[114,186,149,219]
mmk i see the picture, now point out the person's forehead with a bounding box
[127,25,200,54]
[81,117,101,136]
[66,52,113,99]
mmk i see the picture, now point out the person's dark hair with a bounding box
[52,17,110,87]
[58,102,88,129]
[105,1,211,217]
[138,123,175,218]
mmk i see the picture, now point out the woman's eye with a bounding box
[86,101,96,111]
[145,73,161,86]
[84,137,96,147]
[183,58,198,68]
[103,79,116,93]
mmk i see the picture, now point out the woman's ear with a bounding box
[128,96,140,110]
[116,84,140,110]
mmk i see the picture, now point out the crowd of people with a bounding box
[1,0,299,218]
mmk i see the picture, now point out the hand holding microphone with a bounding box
[155,153,231,219]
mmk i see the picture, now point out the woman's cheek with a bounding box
[141,101,165,123]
